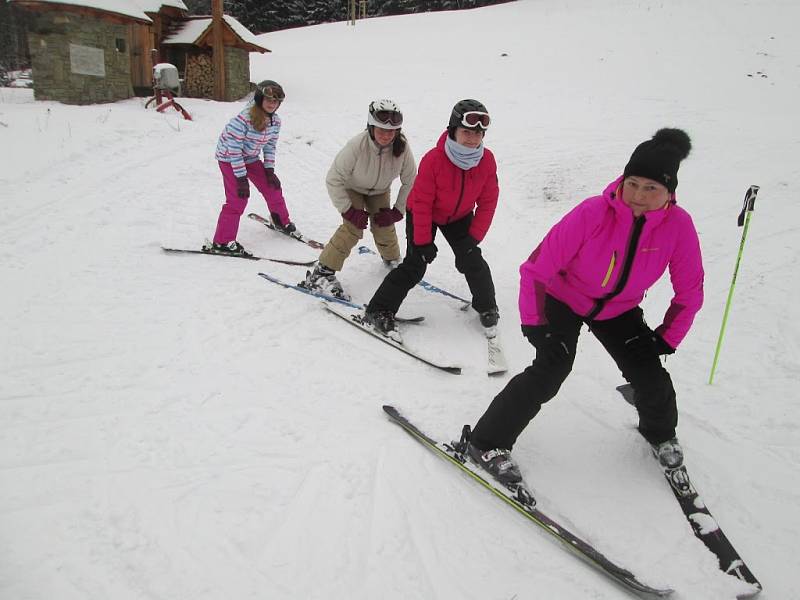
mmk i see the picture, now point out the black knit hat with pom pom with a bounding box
[623,128,692,193]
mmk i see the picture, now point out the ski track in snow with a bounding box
[2,0,800,598]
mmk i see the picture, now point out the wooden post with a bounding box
[212,0,225,101]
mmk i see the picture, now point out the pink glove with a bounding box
[373,207,403,227]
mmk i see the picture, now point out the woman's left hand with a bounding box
[264,167,281,189]
[373,207,403,227]
[625,332,675,358]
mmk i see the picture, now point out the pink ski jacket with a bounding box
[407,131,499,246]
[519,176,704,349]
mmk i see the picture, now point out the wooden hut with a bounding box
[9,0,268,104]
[161,15,270,101]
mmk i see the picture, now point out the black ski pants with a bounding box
[367,211,496,315]
[471,295,678,451]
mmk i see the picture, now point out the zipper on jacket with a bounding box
[601,251,617,288]
[446,171,467,223]
[369,147,384,192]
[586,215,645,321]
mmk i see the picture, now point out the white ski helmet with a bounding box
[367,99,403,130]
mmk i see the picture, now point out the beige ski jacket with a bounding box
[326,130,416,213]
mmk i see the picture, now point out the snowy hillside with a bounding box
[1,0,798,598]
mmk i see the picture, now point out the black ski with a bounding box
[324,303,461,374]
[382,405,672,597]
[161,247,316,266]
[616,384,761,596]
[248,212,325,249]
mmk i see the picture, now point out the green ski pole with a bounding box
[709,185,760,384]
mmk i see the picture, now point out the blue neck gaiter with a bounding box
[444,135,484,170]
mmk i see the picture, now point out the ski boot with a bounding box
[270,211,298,235]
[479,307,499,339]
[204,240,253,258]
[363,310,402,344]
[299,264,350,301]
[651,437,684,469]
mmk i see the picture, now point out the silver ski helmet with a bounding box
[367,98,403,130]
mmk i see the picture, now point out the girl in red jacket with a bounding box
[467,129,702,487]
[364,99,500,341]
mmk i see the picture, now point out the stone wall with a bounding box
[224,46,250,101]
[26,10,132,104]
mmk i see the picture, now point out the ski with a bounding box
[257,272,424,323]
[382,405,673,598]
[616,384,762,595]
[356,245,471,309]
[248,212,325,249]
[486,333,508,375]
[323,302,461,374]
[161,247,316,266]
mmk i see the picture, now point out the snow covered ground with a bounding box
[1,0,798,598]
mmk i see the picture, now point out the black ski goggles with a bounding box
[459,111,491,129]
[373,110,403,126]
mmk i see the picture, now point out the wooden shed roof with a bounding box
[162,15,270,53]
[9,0,187,23]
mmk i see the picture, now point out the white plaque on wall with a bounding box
[69,44,106,77]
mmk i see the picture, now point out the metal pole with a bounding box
[708,185,760,384]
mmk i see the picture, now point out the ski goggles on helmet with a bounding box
[258,85,285,101]
[372,110,403,127]
[459,111,491,129]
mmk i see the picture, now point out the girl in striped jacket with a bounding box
[211,80,297,256]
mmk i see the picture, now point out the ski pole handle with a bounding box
[737,185,759,226]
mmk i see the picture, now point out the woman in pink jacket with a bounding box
[364,99,500,341]
[467,128,703,486]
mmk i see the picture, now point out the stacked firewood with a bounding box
[184,53,214,98]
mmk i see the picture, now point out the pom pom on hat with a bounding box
[623,128,692,193]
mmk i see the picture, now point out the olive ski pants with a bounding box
[318,190,400,271]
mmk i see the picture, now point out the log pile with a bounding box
[184,52,214,98]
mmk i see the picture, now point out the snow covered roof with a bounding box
[134,0,187,13]
[162,15,270,53]
[9,0,187,22]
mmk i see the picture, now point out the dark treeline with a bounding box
[184,0,513,34]
[0,1,31,82]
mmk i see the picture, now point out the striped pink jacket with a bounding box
[519,176,704,349]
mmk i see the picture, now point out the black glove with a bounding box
[415,242,438,264]
[264,167,281,189]
[452,235,478,256]
[624,331,675,359]
[522,324,570,367]
[235,176,249,198]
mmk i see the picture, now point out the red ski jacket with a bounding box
[407,131,499,246]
